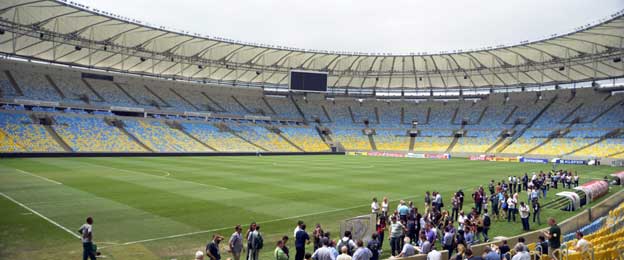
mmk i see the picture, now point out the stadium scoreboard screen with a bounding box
[289,70,328,92]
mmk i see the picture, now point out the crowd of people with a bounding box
[188,169,582,260]
[77,169,586,260]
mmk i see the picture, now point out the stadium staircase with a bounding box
[108,119,154,152]
[80,78,105,102]
[476,106,489,124]
[450,107,460,125]
[502,106,518,124]
[218,124,269,152]
[168,121,218,151]
[42,125,73,152]
[409,135,416,152]
[4,70,24,96]
[590,100,624,123]
[144,85,172,107]
[523,128,569,155]
[347,106,356,123]
[485,130,512,153]
[201,93,227,112]
[269,127,305,152]
[231,96,253,114]
[169,88,201,111]
[321,105,333,122]
[400,107,405,124]
[374,107,380,124]
[446,128,463,153]
[560,103,584,124]
[44,75,66,99]
[366,131,378,151]
[261,97,278,115]
[425,107,431,124]
[289,95,308,122]
[113,82,140,105]
[607,150,624,158]
[497,95,558,153]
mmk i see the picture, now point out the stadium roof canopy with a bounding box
[0,0,623,91]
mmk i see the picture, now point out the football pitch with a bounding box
[0,155,620,260]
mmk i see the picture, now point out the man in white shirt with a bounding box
[371,198,380,215]
[507,197,517,222]
[229,225,244,260]
[427,249,442,260]
[519,202,530,231]
[294,220,304,237]
[574,231,591,253]
[78,216,96,260]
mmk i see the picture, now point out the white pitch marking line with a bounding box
[100,191,440,249]
[0,192,80,239]
[88,163,228,190]
[15,169,62,185]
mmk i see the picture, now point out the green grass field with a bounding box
[0,155,620,260]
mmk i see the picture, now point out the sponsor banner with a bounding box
[425,153,451,160]
[520,157,549,164]
[469,155,494,161]
[491,156,519,162]
[366,151,405,158]
[406,153,426,159]
[556,159,587,165]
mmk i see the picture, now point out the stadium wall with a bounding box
[0,151,344,158]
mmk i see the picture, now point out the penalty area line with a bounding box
[0,192,80,239]
[101,204,371,249]
[15,168,62,185]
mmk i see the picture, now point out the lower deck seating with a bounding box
[411,137,453,152]
[0,112,64,152]
[230,124,299,152]
[374,129,409,151]
[572,138,624,158]
[182,123,259,152]
[332,128,371,151]
[123,120,208,152]
[53,115,146,152]
[280,127,329,152]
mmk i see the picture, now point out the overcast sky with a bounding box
[77,0,624,54]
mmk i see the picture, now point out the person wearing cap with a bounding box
[195,250,205,260]
[206,234,224,260]
[229,225,244,260]
[311,237,335,260]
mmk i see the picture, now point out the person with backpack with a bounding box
[482,209,491,242]
[367,233,380,260]
[247,223,263,260]
[295,224,310,260]
[337,231,356,256]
